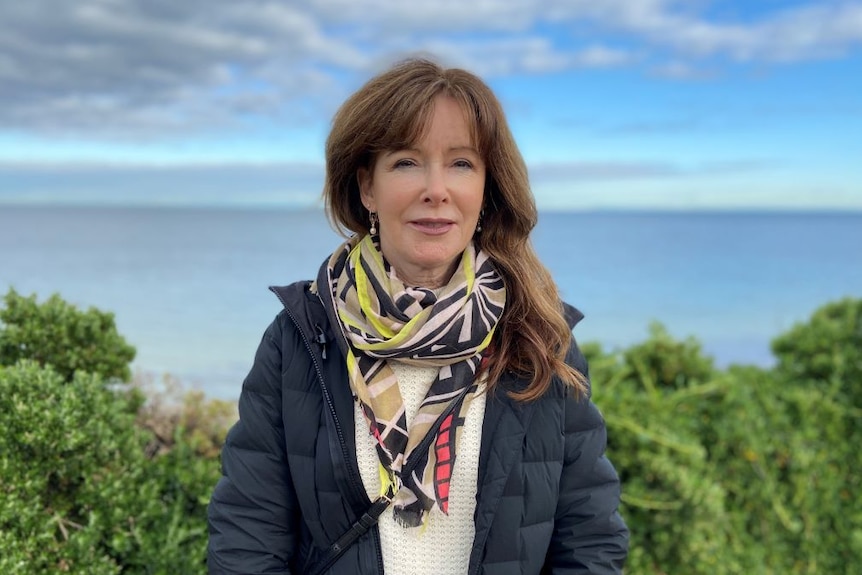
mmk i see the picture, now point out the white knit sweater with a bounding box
[354,361,486,575]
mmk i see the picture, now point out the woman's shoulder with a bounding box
[241,280,333,396]
[267,280,330,333]
[560,299,590,384]
[244,280,326,369]
[561,301,585,330]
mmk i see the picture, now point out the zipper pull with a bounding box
[314,325,328,360]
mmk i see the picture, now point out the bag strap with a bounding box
[307,488,394,575]
[307,383,460,573]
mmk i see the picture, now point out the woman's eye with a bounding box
[453,159,474,169]
[393,158,416,168]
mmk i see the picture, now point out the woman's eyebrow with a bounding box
[384,145,478,155]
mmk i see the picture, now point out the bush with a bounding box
[0,288,136,383]
[772,297,862,407]
[0,360,219,574]
[0,291,226,574]
[4,288,860,574]
[591,343,735,574]
[0,361,144,574]
[594,299,862,574]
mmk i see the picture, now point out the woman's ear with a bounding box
[357,167,375,211]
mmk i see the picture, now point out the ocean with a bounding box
[1,206,860,400]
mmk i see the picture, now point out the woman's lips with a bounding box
[409,219,454,235]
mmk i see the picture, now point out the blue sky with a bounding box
[1,0,860,210]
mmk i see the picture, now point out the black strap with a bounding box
[307,403,459,573]
[307,491,393,575]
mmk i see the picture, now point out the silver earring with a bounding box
[476,209,484,233]
[369,211,378,236]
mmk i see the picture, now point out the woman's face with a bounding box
[359,95,486,289]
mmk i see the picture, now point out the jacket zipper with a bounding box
[274,289,385,574]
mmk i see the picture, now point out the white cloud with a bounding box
[0,0,860,136]
[529,160,678,182]
[416,38,635,77]
[0,160,325,206]
[594,1,862,61]
[309,0,538,33]
[649,60,717,80]
[528,158,776,183]
[0,1,355,135]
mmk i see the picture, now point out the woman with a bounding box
[208,57,629,574]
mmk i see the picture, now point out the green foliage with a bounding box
[621,322,715,391]
[0,367,221,574]
[591,347,735,574]
[3,289,861,574]
[0,288,136,383]
[592,299,862,574]
[772,297,862,407]
[1,361,138,574]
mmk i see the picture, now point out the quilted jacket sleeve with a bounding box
[207,318,299,575]
[544,344,629,574]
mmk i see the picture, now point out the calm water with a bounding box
[1,206,860,399]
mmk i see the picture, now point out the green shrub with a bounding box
[592,343,736,574]
[0,361,218,574]
[621,322,716,392]
[4,287,860,574]
[594,300,862,574]
[1,361,143,574]
[772,297,862,407]
[0,288,135,383]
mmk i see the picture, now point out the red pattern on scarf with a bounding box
[434,413,455,513]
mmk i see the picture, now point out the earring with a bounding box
[476,209,484,233]
[369,211,378,236]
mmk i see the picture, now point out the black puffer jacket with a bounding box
[207,279,629,574]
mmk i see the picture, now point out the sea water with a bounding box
[1,206,860,399]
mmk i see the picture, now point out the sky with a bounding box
[1,0,861,210]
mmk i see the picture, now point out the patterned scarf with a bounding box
[321,234,506,527]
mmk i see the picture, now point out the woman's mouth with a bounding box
[409,219,454,235]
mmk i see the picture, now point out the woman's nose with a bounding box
[422,165,449,203]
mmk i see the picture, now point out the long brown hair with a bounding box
[323,57,586,400]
